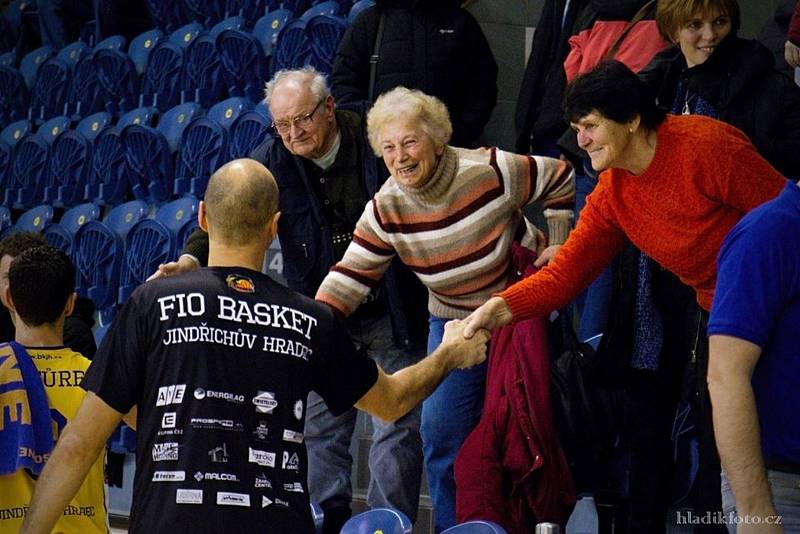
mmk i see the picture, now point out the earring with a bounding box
[628,127,633,133]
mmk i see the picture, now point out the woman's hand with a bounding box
[463,297,513,338]
[534,244,561,267]
[785,40,800,68]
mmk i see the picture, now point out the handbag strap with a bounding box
[368,10,386,103]
[604,0,656,60]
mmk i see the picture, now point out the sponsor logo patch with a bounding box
[281,451,299,471]
[194,471,240,482]
[152,442,179,462]
[226,274,255,293]
[190,418,244,432]
[262,496,273,507]
[217,492,251,507]
[153,470,185,482]
[208,443,229,463]
[156,384,186,406]
[161,412,176,428]
[248,448,276,467]
[293,400,303,420]
[253,391,278,414]
[274,497,289,507]
[283,482,304,493]
[254,475,272,489]
[252,421,269,441]
[194,388,245,404]
[176,489,203,504]
[282,429,303,444]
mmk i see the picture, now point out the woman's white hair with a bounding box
[264,66,331,105]
[366,87,453,155]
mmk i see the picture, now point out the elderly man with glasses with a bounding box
[151,67,429,533]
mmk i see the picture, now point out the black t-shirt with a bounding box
[83,267,378,534]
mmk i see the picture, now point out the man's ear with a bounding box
[267,211,281,242]
[198,201,209,232]
[64,292,76,318]
[2,286,14,313]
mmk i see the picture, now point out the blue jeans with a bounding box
[421,315,488,532]
[304,311,424,521]
[721,470,800,532]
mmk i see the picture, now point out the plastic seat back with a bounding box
[94,35,127,52]
[0,141,10,189]
[76,111,112,141]
[43,223,73,254]
[68,54,105,120]
[183,33,225,107]
[93,49,140,115]
[119,219,175,302]
[56,41,89,65]
[229,110,269,158]
[61,202,102,235]
[30,58,72,123]
[339,508,413,534]
[118,106,159,128]
[45,130,92,207]
[73,220,124,309]
[168,22,204,48]
[155,196,199,234]
[20,46,54,89]
[216,29,268,103]
[86,127,128,204]
[184,0,226,26]
[348,0,374,23]
[140,41,184,112]
[128,28,164,75]
[310,501,324,534]
[306,15,347,75]
[226,0,267,26]
[14,204,54,233]
[0,52,15,67]
[0,206,10,231]
[208,96,251,130]
[145,0,186,33]
[0,65,29,126]
[0,119,30,147]
[104,199,149,239]
[37,116,71,145]
[177,215,199,250]
[122,123,175,202]
[440,521,509,534]
[301,0,339,20]
[272,18,311,72]
[282,0,310,17]
[209,15,245,37]
[253,9,292,56]
[5,133,50,209]
[253,100,271,121]
[157,102,202,152]
[174,116,228,197]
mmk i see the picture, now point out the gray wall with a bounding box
[465,0,781,151]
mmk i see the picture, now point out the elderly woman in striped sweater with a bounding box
[315,86,574,532]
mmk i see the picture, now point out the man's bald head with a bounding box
[203,159,279,246]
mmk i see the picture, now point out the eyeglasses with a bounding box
[272,100,324,134]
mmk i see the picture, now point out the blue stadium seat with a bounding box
[37,115,70,145]
[93,49,140,115]
[440,521,509,534]
[282,0,310,17]
[85,127,129,205]
[168,22,204,49]
[68,54,105,121]
[228,110,269,158]
[128,28,164,75]
[0,52,15,67]
[44,130,92,207]
[145,0,186,33]
[139,41,184,112]
[155,196,198,233]
[94,35,127,53]
[4,133,50,209]
[76,111,112,141]
[253,100,271,120]
[216,28,269,103]
[74,220,125,312]
[14,204,55,233]
[208,96,251,130]
[310,501,324,534]
[177,215,199,250]
[209,15,245,37]
[173,116,229,197]
[93,323,110,345]
[29,57,72,123]
[183,33,226,108]
[301,0,339,19]
[183,0,226,26]
[19,46,54,89]
[118,106,159,128]
[340,508,413,534]
[0,119,31,146]
[56,40,89,65]
[121,123,175,202]
[226,0,267,26]
[105,199,149,237]
[0,206,11,231]
[119,218,175,302]
[0,141,10,191]
[0,65,28,127]
[252,9,292,56]
[43,201,101,254]
[348,0,373,23]
[272,18,311,72]
[157,102,202,152]
[43,223,72,253]
[306,15,346,75]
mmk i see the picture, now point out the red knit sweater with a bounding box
[501,115,786,319]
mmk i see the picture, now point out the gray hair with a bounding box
[366,87,453,155]
[263,66,331,105]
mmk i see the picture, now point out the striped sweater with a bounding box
[316,145,575,319]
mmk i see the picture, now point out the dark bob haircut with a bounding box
[563,60,666,131]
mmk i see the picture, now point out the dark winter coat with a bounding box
[639,35,800,178]
[331,0,497,148]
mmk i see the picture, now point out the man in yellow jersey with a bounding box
[0,245,108,533]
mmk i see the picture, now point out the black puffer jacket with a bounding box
[331,0,497,148]
[639,35,800,178]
